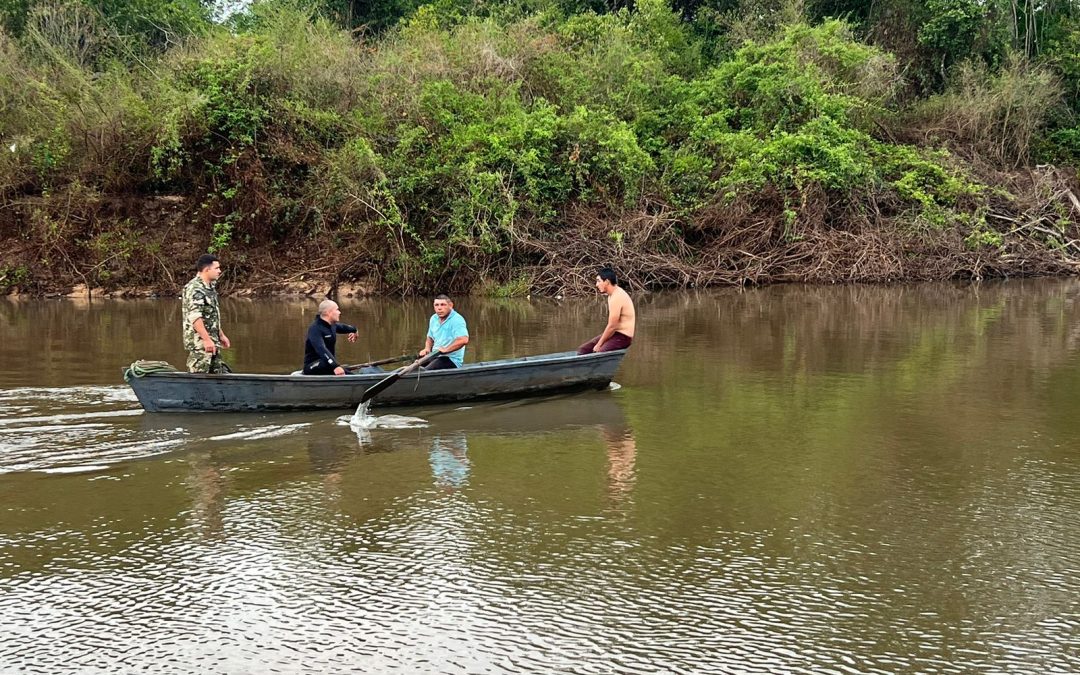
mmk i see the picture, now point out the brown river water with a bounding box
[1,282,1078,673]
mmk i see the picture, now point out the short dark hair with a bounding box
[434,294,452,302]
[196,254,219,272]
[597,267,618,286]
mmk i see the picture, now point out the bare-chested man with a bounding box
[577,267,635,355]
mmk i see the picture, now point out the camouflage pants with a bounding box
[187,349,227,374]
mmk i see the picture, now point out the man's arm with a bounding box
[336,323,358,344]
[419,336,435,357]
[592,296,622,352]
[191,317,216,354]
[438,335,470,354]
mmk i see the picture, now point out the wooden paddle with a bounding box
[343,353,417,373]
[360,351,443,403]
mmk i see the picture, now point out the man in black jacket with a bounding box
[302,300,358,375]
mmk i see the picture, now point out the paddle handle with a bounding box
[344,353,417,372]
[359,351,443,403]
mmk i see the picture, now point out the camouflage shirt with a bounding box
[182,275,221,352]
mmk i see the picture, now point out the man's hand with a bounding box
[202,337,217,354]
[592,344,601,353]
[333,366,346,376]
[346,333,357,343]
[220,334,231,349]
[419,347,430,357]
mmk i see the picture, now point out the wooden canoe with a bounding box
[125,350,627,412]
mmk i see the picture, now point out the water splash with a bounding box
[349,401,373,428]
[342,401,428,432]
[207,423,311,441]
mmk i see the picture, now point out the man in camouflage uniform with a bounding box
[182,254,231,373]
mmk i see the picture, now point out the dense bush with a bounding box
[0,0,1077,294]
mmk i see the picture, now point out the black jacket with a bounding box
[303,317,357,374]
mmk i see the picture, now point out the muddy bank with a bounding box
[3,170,1080,299]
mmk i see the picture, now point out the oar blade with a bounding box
[359,352,440,404]
[359,371,401,403]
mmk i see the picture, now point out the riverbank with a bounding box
[4,163,1080,299]
[3,6,1080,298]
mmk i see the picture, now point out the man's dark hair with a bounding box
[598,267,618,286]
[196,254,219,272]
[434,294,452,302]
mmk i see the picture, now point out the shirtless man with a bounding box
[577,267,635,354]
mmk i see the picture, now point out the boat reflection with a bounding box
[142,391,637,517]
[347,391,637,498]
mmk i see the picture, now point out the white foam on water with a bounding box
[340,407,428,430]
[0,385,180,473]
[1,436,189,474]
[608,382,622,391]
[37,465,112,474]
[207,423,311,441]
[368,414,428,428]
[0,409,142,427]
[0,384,137,406]
[1,423,112,434]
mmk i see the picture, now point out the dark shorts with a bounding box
[422,355,458,371]
[577,331,633,355]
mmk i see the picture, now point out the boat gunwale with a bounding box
[129,349,627,382]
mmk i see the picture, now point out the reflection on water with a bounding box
[186,453,229,539]
[604,425,637,508]
[430,433,470,489]
[2,281,1080,673]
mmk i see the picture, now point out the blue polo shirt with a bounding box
[428,309,469,367]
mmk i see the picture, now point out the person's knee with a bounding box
[577,338,598,355]
[423,356,456,371]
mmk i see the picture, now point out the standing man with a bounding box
[182,254,231,373]
[302,299,358,375]
[419,294,469,370]
[577,267,635,355]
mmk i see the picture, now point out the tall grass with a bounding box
[905,54,1063,168]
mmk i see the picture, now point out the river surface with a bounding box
[1,281,1079,673]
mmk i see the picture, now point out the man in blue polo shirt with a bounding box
[419,294,469,370]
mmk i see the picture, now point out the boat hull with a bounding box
[126,350,627,412]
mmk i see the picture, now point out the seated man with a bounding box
[418,294,469,370]
[302,300,358,375]
[577,267,635,354]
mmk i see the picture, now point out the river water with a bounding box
[1,281,1079,673]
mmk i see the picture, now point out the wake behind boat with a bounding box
[124,350,627,412]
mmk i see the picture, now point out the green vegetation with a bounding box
[0,0,1078,295]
